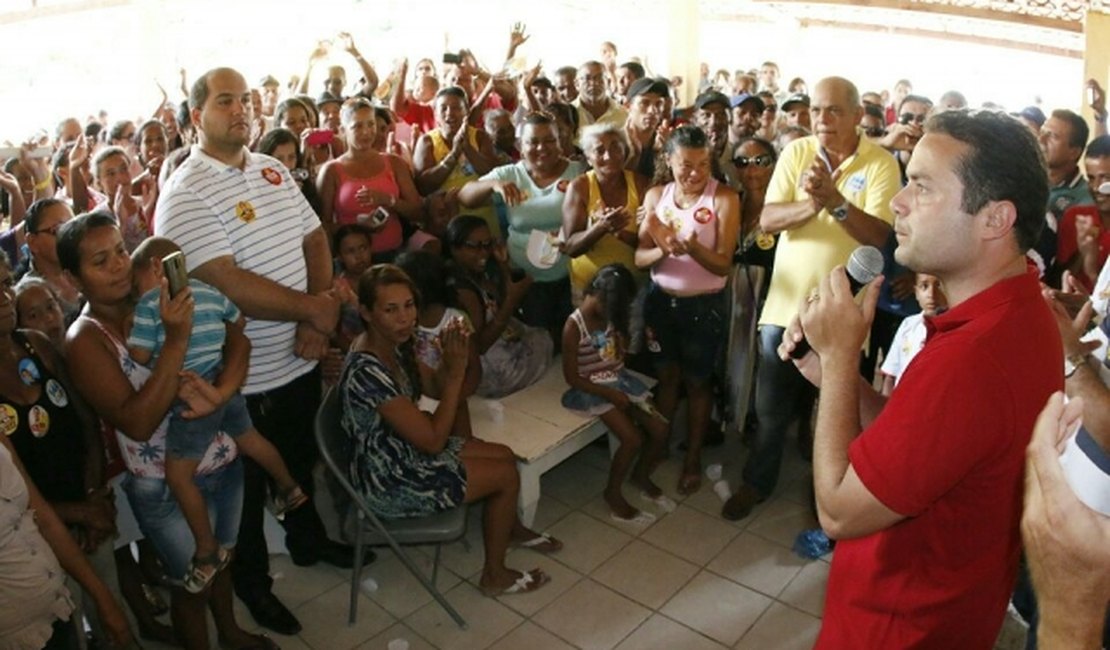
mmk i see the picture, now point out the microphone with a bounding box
[789,245,885,359]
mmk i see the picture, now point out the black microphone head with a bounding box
[846,246,884,287]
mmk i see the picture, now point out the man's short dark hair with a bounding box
[1051,109,1089,151]
[925,110,1048,253]
[619,62,645,80]
[189,67,242,111]
[108,120,133,143]
[434,85,470,106]
[555,66,576,78]
[1086,134,1110,159]
[863,104,885,121]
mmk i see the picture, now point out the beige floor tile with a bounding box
[745,498,818,549]
[268,554,347,610]
[294,582,396,650]
[613,614,728,650]
[532,494,574,533]
[706,532,807,598]
[486,548,584,616]
[360,547,463,618]
[357,622,437,650]
[404,580,523,650]
[544,512,633,573]
[533,579,651,650]
[659,570,773,646]
[591,539,699,609]
[778,560,830,618]
[640,505,739,566]
[734,602,822,650]
[542,459,611,508]
[488,622,578,650]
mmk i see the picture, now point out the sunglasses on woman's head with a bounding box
[733,154,774,168]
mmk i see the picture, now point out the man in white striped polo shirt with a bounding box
[155,67,359,636]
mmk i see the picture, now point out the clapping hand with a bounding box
[440,318,471,382]
[802,160,842,213]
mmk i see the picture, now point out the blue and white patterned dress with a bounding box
[340,351,467,519]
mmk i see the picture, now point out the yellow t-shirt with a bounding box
[759,133,901,328]
[569,170,644,293]
[429,127,499,237]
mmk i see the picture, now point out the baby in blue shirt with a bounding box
[127,237,307,593]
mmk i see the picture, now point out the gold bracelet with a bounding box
[34,177,50,191]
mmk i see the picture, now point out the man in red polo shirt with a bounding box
[782,109,1063,648]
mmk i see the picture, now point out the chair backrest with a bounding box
[315,387,357,519]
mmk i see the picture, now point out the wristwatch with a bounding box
[830,200,851,221]
[1064,352,1090,378]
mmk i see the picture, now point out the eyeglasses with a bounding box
[865,126,887,138]
[733,154,774,168]
[899,113,928,126]
[763,106,777,114]
[34,224,62,237]
[461,239,494,250]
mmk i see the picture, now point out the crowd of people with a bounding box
[1,23,1109,650]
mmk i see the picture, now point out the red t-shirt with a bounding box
[816,271,1062,649]
[1057,205,1110,289]
[398,101,435,134]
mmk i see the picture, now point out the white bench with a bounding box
[469,362,615,527]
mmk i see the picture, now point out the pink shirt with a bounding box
[651,179,727,295]
[333,161,403,254]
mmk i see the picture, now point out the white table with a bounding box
[469,362,614,527]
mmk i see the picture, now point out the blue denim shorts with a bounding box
[166,393,253,460]
[643,284,726,380]
[122,459,244,583]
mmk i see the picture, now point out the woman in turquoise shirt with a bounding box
[459,114,586,350]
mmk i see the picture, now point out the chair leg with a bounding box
[350,525,363,626]
[432,544,441,586]
[384,536,467,629]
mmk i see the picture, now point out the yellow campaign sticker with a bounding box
[236,201,257,224]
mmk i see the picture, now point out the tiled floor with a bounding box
[143,432,832,649]
[139,433,1029,649]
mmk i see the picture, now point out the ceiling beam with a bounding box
[0,0,130,25]
[754,0,1084,32]
[795,17,1083,58]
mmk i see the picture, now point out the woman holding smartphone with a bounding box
[317,97,422,262]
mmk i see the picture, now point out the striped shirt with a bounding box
[128,279,240,377]
[154,145,319,394]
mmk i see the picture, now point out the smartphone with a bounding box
[369,206,390,227]
[304,128,334,147]
[162,251,189,298]
[443,52,462,65]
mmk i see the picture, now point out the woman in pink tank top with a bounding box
[317,98,423,260]
[634,125,741,497]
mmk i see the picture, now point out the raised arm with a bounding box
[66,283,192,442]
[339,32,379,97]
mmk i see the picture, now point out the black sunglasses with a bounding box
[733,154,774,168]
[865,126,887,138]
[899,112,928,126]
[460,239,495,251]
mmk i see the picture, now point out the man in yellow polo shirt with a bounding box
[722,76,901,520]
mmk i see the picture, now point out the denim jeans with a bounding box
[123,459,244,584]
[741,326,817,496]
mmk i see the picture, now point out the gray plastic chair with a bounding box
[314,387,468,628]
